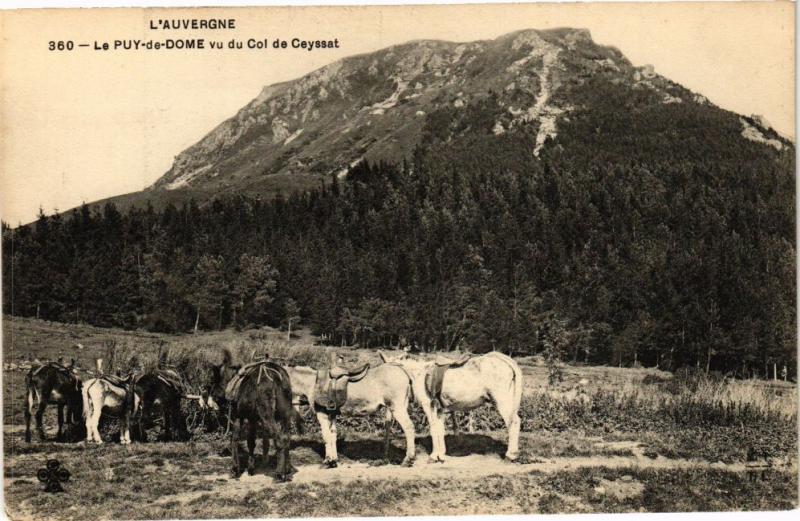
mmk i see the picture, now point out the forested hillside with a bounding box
[3,29,795,378]
[3,70,794,377]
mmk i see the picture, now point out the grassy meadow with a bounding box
[2,315,797,519]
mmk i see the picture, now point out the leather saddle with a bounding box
[314,363,369,412]
[224,360,283,402]
[100,374,132,388]
[154,368,187,394]
[426,354,472,411]
[34,362,82,392]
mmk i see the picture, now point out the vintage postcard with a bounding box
[1,2,796,519]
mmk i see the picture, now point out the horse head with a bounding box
[202,349,238,411]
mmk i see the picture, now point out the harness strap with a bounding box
[225,361,286,402]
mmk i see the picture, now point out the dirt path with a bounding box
[152,441,776,508]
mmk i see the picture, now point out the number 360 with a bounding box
[48,41,74,51]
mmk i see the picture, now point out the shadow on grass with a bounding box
[289,437,409,464]
[288,432,508,464]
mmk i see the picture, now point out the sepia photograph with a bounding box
[0,1,797,519]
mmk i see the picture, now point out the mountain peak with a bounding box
[144,27,789,204]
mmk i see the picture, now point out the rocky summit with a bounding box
[113,28,789,209]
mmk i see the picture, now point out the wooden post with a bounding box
[773,363,777,381]
[96,358,103,374]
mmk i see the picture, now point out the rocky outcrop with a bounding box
[152,28,634,194]
[146,28,784,203]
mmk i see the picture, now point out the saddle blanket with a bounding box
[32,362,82,392]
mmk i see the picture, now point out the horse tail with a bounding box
[486,352,523,413]
[26,381,38,415]
[402,366,415,404]
[126,376,140,416]
[26,367,45,411]
[82,380,93,420]
[389,362,415,403]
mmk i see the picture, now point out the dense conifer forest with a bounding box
[3,77,795,378]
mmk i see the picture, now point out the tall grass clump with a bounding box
[514,369,797,462]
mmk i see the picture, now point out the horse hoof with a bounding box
[324,460,338,469]
[401,458,415,467]
[276,473,292,483]
[504,453,519,462]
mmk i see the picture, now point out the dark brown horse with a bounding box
[214,354,300,481]
[125,369,190,443]
[200,349,239,416]
[25,361,84,442]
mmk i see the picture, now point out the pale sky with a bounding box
[1,2,794,225]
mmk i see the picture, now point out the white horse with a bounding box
[379,351,523,462]
[82,376,132,444]
[287,361,417,467]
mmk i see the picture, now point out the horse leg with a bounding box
[56,405,64,441]
[382,407,393,462]
[276,426,291,482]
[66,402,79,441]
[328,415,339,464]
[162,407,172,442]
[139,419,148,442]
[82,391,93,443]
[175,397,189,441]
[262,427,271,468]
[35,400,47,442]
[24,389,34,443]
[118,409,129,445]
[230,417,242,478]
[246,420,257,476]
[263,415,291,482]
[451,412,459,437]
[315,411,337,468]
[391,404,416,467]
[89,400,103,443]
[494,393,521,461]
[417,400,439,463]
[430,408,447,463]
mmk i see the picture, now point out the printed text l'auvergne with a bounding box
[149,18,237,30]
